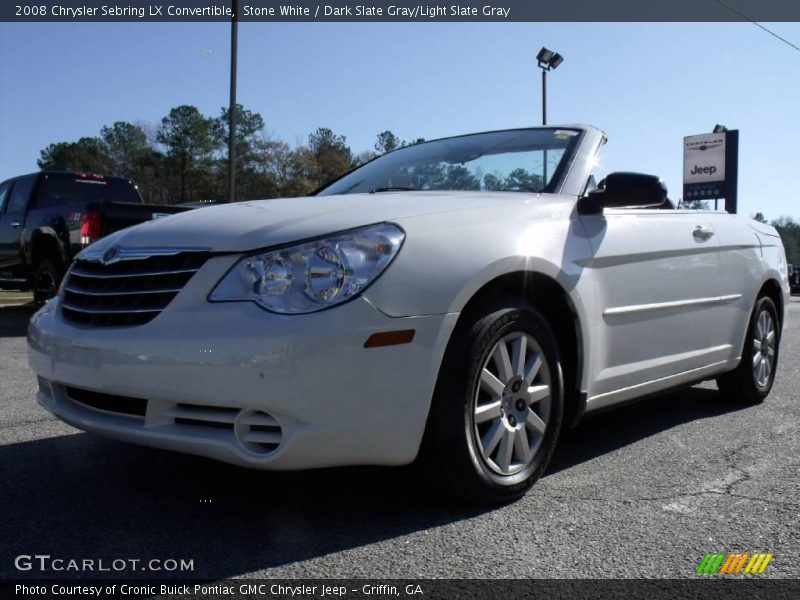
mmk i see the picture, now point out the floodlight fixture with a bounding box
[536,47,564,126]
[537,47,564,71]
[537,47,555,66]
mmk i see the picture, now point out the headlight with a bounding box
[209,223,405,314]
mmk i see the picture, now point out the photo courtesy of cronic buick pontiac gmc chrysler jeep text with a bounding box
[27,126,788,504]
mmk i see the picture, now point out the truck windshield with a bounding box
[34,173,142,208]
[317,128,582,196]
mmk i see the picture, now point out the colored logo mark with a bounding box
[696,552,774,574]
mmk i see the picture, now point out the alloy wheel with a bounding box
[473,332,551,475]
[752,309,776,388]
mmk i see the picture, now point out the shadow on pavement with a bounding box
[0,383,747,580]
[550,385,745,474]
[0,303,36,338]
[0,433,481,580]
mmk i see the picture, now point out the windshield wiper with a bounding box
[369,186,419,193]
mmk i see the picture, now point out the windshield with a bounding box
[318,128,582,196]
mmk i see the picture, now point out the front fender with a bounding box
[364,206,593,318]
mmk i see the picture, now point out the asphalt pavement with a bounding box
[1,299,798,579]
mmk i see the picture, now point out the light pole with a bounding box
[536,47,564,126]
[536,47,563,185]
[228,2,238,203]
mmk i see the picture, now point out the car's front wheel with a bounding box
[425,302,564,504]
[717,295,780,405]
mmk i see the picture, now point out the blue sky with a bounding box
[1,21,798,218]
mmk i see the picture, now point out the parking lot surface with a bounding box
[1,299,798,579]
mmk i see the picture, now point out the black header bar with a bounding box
[4,0,800,22]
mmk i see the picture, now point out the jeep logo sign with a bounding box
[690,165,717,176]
[684,133,726,184]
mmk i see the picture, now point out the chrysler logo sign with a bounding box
[101,246,121,265]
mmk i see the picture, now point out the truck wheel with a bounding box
[716,296,780,405]
[33,259,63,304]
[424,302,564,504]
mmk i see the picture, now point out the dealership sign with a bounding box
[683,129,739,213]
[684,134,725,184]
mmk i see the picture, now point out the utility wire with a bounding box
[715,0,800,53]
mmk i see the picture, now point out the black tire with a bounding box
[33,258,63,304]
[716,296,780,405]
[424,302,564,505]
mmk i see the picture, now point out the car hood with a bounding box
[102,191,569,253]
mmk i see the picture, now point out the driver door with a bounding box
[578,208,727,401]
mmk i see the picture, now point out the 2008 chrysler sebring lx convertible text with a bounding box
[28,126,789,503]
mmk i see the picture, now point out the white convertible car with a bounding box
[28,125,788,503]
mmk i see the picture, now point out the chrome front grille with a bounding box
[61,252,210,327]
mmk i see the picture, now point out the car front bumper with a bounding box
[27,255,458,469]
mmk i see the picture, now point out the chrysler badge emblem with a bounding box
[102,246,120,265]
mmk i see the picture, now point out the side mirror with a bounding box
[578,172,668,214]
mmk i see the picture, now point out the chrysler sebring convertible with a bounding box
[28,126,788,503]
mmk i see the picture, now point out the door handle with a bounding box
[693,225,714,240]
[10,221,21,229]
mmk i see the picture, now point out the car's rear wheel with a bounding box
[425,302,563,504]
[33,259,62,304]
[716,295,780,405]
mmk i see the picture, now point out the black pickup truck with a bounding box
[789,264,800,294]
[0,171,192,301]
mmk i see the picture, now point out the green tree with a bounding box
[305,127,353,189]
[100,122,149,176]
[504,168,543,192]
[211,104,273,201]
[156,105,214,201]
[681,198,710,210]
[771,216,800,265]
[212,104,265,150]
[37,137,112,173]
[441,165,480,190]
[35,113,431,203]
[375,130,401,154]
[271,142,316,197]
[133,148,168,204]
[98,121,169,203]
[483,173,505,191]
[410,162,446,190]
